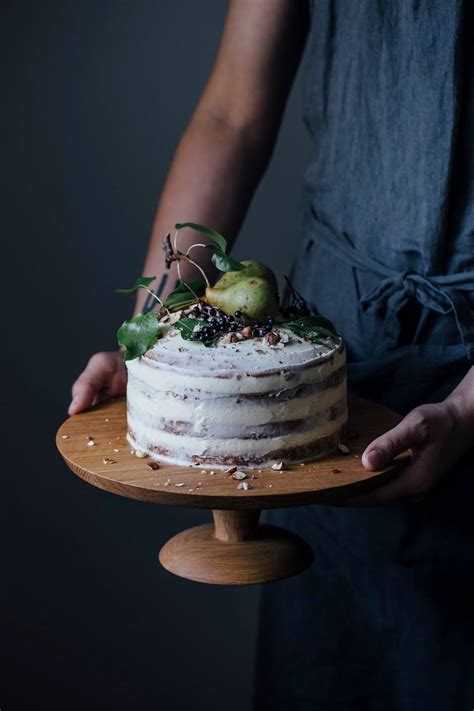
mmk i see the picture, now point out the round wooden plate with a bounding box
[56,395,410,585]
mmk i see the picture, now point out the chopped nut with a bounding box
[299,463,306,467]
[61,435,69,439]
[237,481,252,490]
[209,471,215,476]
[113,448,120,453]
[175,482,185,487]
[338,443,350,454]
[163,479,171,486]
[241,326,254,338]
[135,450,148,458]
[229,333,239,343]
[225,466,237,474]
[87,440,95,447]
[271,461,284,471]
[130,449,135,455]
[102,457,116,465]
[266,483,273,488]
[265,331,280,346]
[232,470,247,480]
[105,418,109,422]
[147,462,160,470]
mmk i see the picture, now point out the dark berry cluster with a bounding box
[190,302,274,342]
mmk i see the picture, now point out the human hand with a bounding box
[68,351,127,415]
[346,397,474,505]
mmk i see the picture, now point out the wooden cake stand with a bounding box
[56,396,409,585]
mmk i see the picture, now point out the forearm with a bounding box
[133,109,275,314]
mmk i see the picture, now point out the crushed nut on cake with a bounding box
[237,481,252,490]
[232,470,247,480]
[338,443,350,455]
[225,466,237,474]
[102,458,116,465]
[135,450,148,458]
[61,435,69,439]
[175,482,185,487]
[147,462,160,470]
[271,461,284,471]
[87,439,95,447]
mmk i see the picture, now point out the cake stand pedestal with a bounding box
[56,396,409,585]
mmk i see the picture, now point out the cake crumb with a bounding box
[163,479,171,486]
[105,418,109,422]
[130,449,135,455]
[102,457,116,465]
[338,443,350,454]
[299,463,306,467]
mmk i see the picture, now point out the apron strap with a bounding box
[311,210,474,359]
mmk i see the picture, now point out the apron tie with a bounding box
[309,211,474,359]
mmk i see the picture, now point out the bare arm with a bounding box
[69,0,309,413]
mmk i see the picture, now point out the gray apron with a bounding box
[255,2,474,709]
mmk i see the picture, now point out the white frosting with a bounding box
[126,323,347,467]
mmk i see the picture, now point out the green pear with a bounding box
[206,277,279,321]
[213,259,278,296]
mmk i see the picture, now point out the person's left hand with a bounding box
[343,398,473,506]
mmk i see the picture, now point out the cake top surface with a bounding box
[139,322,344,375]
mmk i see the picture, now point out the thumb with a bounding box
[362,415,418,470]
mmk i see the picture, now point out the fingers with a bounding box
[343,447,437,506]
[68,352,124,415]
[361,407,431,471]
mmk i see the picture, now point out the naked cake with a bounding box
[117,222,348,469]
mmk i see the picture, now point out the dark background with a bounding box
[3,2,310,710]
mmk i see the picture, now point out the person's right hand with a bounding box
[68,351,127,415]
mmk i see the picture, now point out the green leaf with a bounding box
[175,222,227,252]
[175,221,244,272]
[116,276,156,295]
[117,312,162,361]
[174,316,218,347]
[174,316,204,340]
[164,279,206,310]
[282,315,339,343]
[210,249,245,272]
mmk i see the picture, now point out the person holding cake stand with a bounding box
[68,2,474,709]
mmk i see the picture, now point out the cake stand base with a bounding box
[159,510,313,585]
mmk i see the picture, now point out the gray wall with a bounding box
[3,2,310,709]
